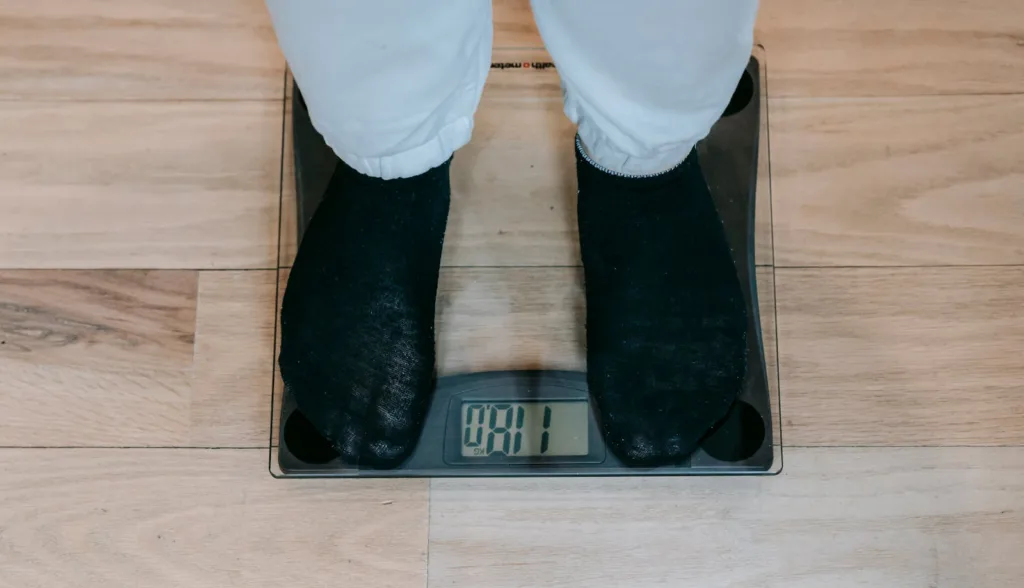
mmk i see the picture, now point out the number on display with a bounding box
[464,403,553,456]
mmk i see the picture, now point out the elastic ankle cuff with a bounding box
[575,135,701,193]
[324,117,472,181]
[575,135,686,180]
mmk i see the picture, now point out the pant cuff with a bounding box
[323,116,474,180]
[576,123,695,178]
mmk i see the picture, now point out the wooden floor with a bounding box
[1,1,1022,586]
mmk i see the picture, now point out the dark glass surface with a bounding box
[271,52,778,477]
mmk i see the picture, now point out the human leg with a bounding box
[532,0,759,465]
[266,1,492,467]
[265,0,493,179]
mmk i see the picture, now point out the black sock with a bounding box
[576,141,748,467]
[279,158,451,469]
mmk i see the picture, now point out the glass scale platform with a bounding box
[270,47,780,477]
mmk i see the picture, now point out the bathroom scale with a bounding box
[273,54,777,477]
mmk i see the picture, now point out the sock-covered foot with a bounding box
[576,139,748,467]
[279,158,450,469]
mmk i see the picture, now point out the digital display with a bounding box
[460,401,589,458]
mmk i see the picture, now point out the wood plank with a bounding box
[21,0,1019,102]
[0,270,196,371]
[0,0,283,100]
[0,270,196,446]
[0,101,282,269]
[771,95,1024,266]
[0,360,193,448]
[495,0,1024,97]
[273,49,592,106]
[0,449,427,588]
[279,99,297,267]
[429,447,1024,588]
[189,270,277,447]
[776,267,1024,446]
[446,72,579,267]
[757,0,1024,97]
[437,267,585,374]
[486,48,561,96]
[0,270,277,447]
[493,0,543,49]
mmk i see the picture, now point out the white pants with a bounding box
[265,1,759,180]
